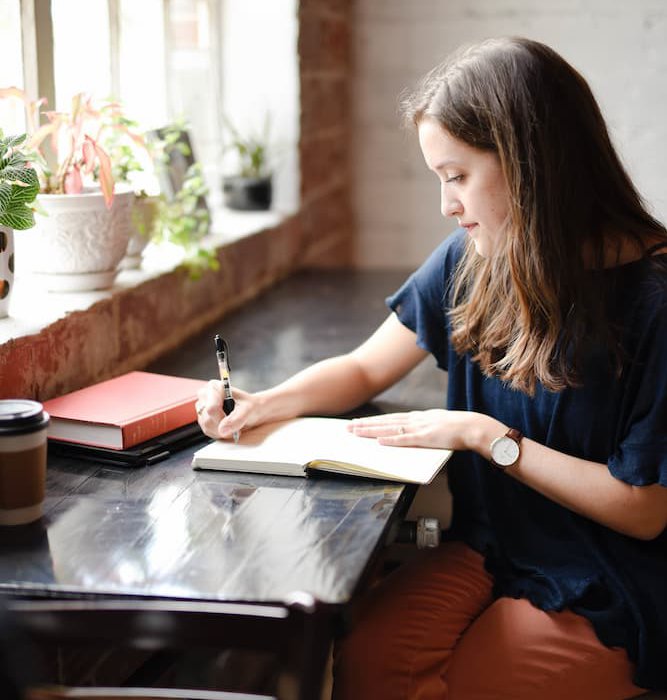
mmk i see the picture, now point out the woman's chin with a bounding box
[471,238,491,258]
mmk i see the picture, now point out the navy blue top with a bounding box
[387,228,667,690]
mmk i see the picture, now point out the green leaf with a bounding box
[0,139,40,229]
[0,204,36,230]
[0,182,12,210]
[3,165,39,187]
[0,170,39,204]
[5,133,27,149]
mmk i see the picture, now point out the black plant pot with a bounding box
[222,175,272,211]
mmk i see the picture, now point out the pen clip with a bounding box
[220,338,232,372]
[215,334,231,371]
[213,334,229,369]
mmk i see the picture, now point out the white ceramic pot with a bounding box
[0,225,14,318]
[120,195,160,270]
[15,186,133,291]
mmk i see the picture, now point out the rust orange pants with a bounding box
[332,541,646,700]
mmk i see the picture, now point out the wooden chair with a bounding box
[1,594,333,700]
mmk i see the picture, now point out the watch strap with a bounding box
[506,428,523,444]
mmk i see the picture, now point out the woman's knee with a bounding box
[444,597,643,700]
[332,542,494,699]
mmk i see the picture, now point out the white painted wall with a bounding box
[351,0,667,268]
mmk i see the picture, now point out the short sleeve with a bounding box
[386,229,466,371]
[607,292,667,486]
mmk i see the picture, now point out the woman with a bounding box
[197,37,667,698]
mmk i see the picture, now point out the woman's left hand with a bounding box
[348,409,494,451]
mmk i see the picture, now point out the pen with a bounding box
[215,334,239,443]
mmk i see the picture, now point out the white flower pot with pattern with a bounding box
[0,225,15,318]
[15,186,133,292]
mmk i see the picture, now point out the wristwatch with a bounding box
[490,428,523,470]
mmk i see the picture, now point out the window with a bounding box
[164,0,222,195]
[117,0,168,131]
[3,0,298,212]
[0,0,299,343]
[52,0,112,109]
[51,0,218,163]
[0,0,25,133]
[221,0,300,212]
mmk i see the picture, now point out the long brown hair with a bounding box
[402,37,667,394]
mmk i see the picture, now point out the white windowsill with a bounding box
[0,206,285,344]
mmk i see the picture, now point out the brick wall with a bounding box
[298,0,354,266]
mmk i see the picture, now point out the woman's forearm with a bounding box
[469,415,667,541]
[352,409,667,541]
[253,354,382,423]
[251,313,429,424]
[200,314,428,441]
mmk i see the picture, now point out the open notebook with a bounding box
[191,417,453,484]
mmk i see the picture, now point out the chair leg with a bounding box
[279,598,334,700]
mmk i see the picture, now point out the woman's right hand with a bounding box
[196,381,262,440]
[195,312,428,441]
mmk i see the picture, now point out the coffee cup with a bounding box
[0,400,50,526]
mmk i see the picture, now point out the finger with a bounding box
[210,382,225,402]
[380,423,424,445]
[350,423,410,438]
[218,416,243,440]
[198,381,222,412]
[217,402,249,439]
[197,399,225,433]
[377,433,415,446]
[197,404,225,440]
[348,418,410,434]
[349,413,409,428]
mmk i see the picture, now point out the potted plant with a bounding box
[100,119,217,277]
[221,114,273,211]
[98,101,160,269]
[0,130,39,317]
[151,158,218,279]
[144,123,218,278]
[0,88,136,291]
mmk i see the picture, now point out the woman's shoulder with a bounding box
[438,226,468,263]
[629,250,667,302]
[388,228,467,319]
[608,251,667,336]
[602,237,667,286]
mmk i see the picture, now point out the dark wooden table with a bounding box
[0,269,447,695]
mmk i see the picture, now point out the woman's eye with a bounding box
[445,174,464,183]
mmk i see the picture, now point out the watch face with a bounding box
[491,435,520,467]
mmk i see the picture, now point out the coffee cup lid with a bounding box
[0,399,49,435]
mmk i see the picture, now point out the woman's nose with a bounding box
[441,186,462,218]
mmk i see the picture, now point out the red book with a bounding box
[43,371,207,449]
